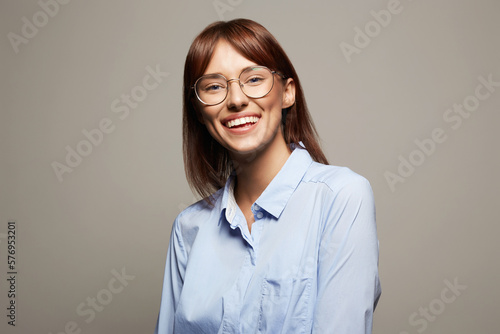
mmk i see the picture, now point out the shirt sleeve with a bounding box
[312,175,381,334]
[154,216,187,334]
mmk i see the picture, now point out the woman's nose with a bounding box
[226,79,249,109]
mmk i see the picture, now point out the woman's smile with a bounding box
[224,115,260,129]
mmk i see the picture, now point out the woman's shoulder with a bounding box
[174,188,224,226]
[303,161,373,197]
[168,188,225,253]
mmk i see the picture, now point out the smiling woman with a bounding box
[154,18,381,334]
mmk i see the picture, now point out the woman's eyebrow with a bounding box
[203,65,258,77]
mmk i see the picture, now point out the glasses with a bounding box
[192,66,285,106]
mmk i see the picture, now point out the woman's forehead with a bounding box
[203,40,258,76]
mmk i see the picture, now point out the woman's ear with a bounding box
[282,78,296,109]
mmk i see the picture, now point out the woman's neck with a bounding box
[231,136,291,206]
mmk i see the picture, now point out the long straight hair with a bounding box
[183,19,328,200]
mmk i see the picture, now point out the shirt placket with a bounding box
[221,204,264,333]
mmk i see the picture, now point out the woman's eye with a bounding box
[246,76,264,85]
[204,84,224,92]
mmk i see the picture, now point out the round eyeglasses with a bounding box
[192,66,285,106]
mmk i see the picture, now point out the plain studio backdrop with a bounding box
[1,0,499,333]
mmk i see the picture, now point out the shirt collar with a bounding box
[219,142,313,224]
[220,177,238,225]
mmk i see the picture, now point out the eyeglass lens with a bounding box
[195,67,274,105]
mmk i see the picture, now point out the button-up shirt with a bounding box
[155,145,381,333]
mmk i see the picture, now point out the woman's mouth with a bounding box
[224,116,260,128]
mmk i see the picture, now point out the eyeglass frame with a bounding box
[191,65,286,106]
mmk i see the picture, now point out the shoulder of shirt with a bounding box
[173,187,224,228]
[168,190,224,254]
[302,160,373,196]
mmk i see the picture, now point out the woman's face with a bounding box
[195,40,295,158]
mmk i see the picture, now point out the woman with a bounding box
[155,18,381,334]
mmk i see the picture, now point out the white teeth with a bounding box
[226,116,259,128]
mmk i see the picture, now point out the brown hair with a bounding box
[183,18,328,200]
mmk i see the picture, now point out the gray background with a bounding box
[1,0,499,333]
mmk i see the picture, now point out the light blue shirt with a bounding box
[155,145,381,333]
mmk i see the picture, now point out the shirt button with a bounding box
[256,211,264,219]
[253,204,260,211]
